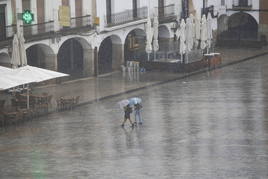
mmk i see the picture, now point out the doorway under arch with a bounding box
[58,38,85,78]
[220,12,258,41]
[124,28,146,63]
[98,35,122,75]
[26,44,55,70]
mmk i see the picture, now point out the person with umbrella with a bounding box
[121,104,134,128]
[129,97,143,125]
[134,103,143,125]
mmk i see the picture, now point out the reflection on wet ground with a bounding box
[1,55,268,178]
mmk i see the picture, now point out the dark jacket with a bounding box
[124,105,132,118]
[134,103,142,111]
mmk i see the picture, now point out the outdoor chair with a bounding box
[56,98,64,111]
[34,95,53,115]
[56,96,80,111]
[2,110,23,125]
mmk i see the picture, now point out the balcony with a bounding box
[232,0,252,10]
[105,7,147,27]
[22,21,55,41]
[157,4,176,23]
[0,15,92,44]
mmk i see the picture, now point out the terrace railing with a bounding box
[106,6,147,27]
[157,4,176,23]
[70,15,91,29]
[22,21,54,38]
[232,0,252,8]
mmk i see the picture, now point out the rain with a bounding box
[1,0,268,178]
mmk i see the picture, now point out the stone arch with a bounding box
[124,28,146,62]
[57,37,94,78]
[98,34,123,74]
[158,24,173,52]
[59,36,92,51]
[218,14,228,34]
[26,44,56,70]
[159,25,171,39]
[223,12,258,40]
[0,52,11,67]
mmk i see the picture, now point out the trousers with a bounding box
[134,110,142,123]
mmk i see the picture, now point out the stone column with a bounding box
[94,47,98,76]
[83,48,94,77]
[30,0,38,35]
[112,43,124,71]
[45,54,57,71]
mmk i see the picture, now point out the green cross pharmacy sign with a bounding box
[22,10,34,24]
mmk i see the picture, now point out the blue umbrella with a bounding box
[128,97,142,106]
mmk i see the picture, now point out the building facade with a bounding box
[1,0,265,80]
[206,0,268,47]
[0,0,183,79]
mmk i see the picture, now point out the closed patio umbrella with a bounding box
[186,16,194,52]
[200,14,207,51]
[146,15,153,61]
[176,19,186,62]
[18,31,28,66]
[207,12,213,53]
[153,14,159,60]
[11,34,20,68]
[194,14,201,48]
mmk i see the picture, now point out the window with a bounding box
[221,0,225,6]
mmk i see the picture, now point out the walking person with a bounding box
[134,103,143,125]
[121,104,134,128]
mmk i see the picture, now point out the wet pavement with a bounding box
[30,47,268,112]
[1,52,268,178]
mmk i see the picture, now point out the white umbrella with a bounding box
[13,65,68,109]
[14,65,68,83]
[0,73,34,90]
[207,12,213,52]
[0,66,35,91]
[194,14,201,48]
[190,14,195,45]
[11,34,20,68]
[153,15,159,53]
[0,66,13,73]
[200,14,207,50]
[118,99,130,109]
[186,16,194,52]
[145,15,153,61]
[18,31,28,66]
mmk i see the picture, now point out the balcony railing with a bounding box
[105,6,147,27]
[157,4,176,23]
[70,15,91,29]
[22,21,54,38]
[232,0,252,8]
[61,15,92,35]
[5,24,17,38]
[1,15,93,45]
